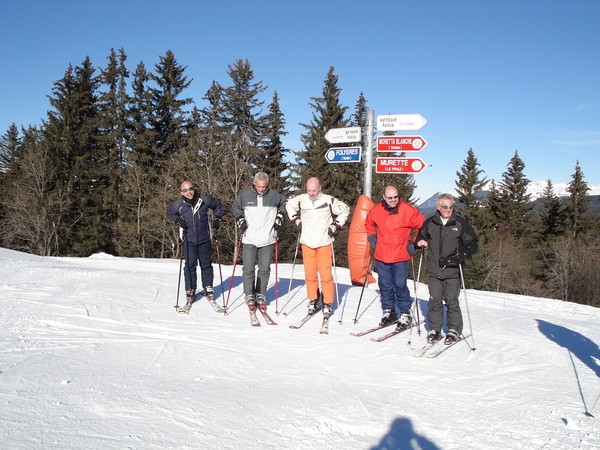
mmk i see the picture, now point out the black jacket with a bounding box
[167,191,223,245]
[416,211,479,279]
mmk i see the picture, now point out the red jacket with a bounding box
[365,200,425,263]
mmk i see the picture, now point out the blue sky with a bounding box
[1,0,599,201]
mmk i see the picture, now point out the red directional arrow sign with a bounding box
[376,157,427,174]
[377,135,427,152]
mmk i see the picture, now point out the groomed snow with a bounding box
[1,247,599,449]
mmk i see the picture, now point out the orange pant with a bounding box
[302,244,334,305]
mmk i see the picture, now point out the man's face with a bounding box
[180,182,195,200]
[437,199,454,219]
[253,179,268,195]
[306,182,321,200]
[383,189,399,208]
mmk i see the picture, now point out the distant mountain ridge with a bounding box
[418,181,600,218]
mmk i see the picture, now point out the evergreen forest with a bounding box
[1,49,598,307]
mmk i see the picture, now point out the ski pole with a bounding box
[459,262,476,351]
[409,249,424,339]
[274,232,279,314]
[175,235,185,310]
[279,231,301,316]
[585,393,600,418]
[331,243,342,323]
[224,238,242,314]
[331,243,340,309]
[215,240,226,309]
[353,257,372,324]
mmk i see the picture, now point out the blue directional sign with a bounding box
[324,146,362,163]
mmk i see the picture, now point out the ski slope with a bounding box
[1,247,598,449]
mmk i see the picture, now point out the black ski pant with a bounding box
[426,276,462,335]
[183,240,214,292]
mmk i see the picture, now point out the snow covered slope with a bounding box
[1,248,598,449]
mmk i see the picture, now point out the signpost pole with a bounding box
[364,109,374,199]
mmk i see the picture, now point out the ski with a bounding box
[319,317,329,334]
[257,308,278,326]
[369,320,425,342]
[177,303,192,314]
[410,337,445,357]
[289,309,321,329]
[208,298,225,313]
[422,334,471,358]
[249,308,261,327]
[349,321,397,337]
[177,292,201,314]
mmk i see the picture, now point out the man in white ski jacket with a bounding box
[232,172,287,311]
[286,177,350,318]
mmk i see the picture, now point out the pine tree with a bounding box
[148,50,193,171]
[565,160,593,238]
[298,67,349,196]
[455,148,488,229]
[222,59,267,163]
[497,151,534,239]
[537,180,565,240]
[44,57,105,255]
[0,124,22,247]
[0,123,20,173]
[97,48,130,255]
[127,61,155,172]
[260,91,290,195]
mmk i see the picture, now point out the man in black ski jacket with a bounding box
[416,193,478,345]
[168,180,223,305]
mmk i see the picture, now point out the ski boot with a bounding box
[256,293,267,311]
[395,312,412,331]
[379,309,398,327]
[444,329,460,345]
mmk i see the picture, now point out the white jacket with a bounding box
[286,192,350,249]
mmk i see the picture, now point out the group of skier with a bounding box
[167,172,479,345]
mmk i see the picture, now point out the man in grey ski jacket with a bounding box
[168,180,223,305]
[232,172,287,311]
[416,193,478,345]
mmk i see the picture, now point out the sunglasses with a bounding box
[386,195,399,200]
[439,205,454,209]
[180,187,195,193]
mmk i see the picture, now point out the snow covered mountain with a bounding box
[418,181,600,215]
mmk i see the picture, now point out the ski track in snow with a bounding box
[1,248,599,449]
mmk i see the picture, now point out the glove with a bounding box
[274,212,285,231]
[406,242,415,256]
[176,217,188,230]
[328,222,340,237]
[367,234,377,249]
[440,247,469,267]
[236,217,248,233]
[292,215,302,233]
[212,218,221,230]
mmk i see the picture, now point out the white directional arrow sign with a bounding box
[376,114,427,131]
[324,126,361,144]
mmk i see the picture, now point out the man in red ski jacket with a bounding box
[365,186,425,331]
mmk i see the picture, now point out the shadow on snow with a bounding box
[370,417,440,450]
